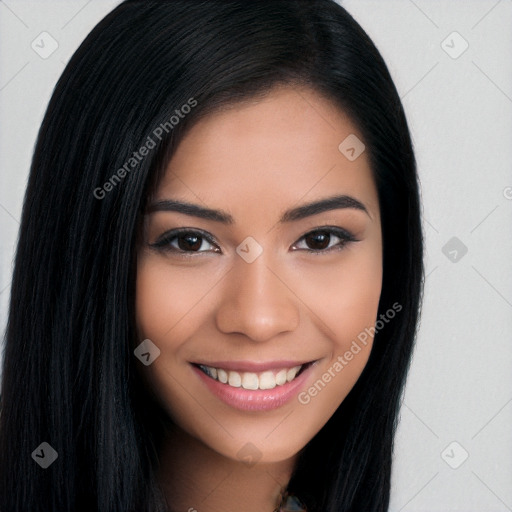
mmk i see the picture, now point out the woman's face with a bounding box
[136,85,382,463]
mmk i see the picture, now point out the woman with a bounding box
[0,1,423,511]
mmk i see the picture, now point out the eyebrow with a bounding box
[146,194,371,223]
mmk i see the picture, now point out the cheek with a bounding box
[134,256,204,431]
[134,254,229,428]
[291,239,383,346]
[135,254,220,342]
[283,244,382,442]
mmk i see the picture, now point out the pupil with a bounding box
[178,234,201,251]
[306,232,330,250]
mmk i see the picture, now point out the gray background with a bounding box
[1,1,511,510]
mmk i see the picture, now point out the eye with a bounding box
[150,226,358,256]
[291,227,358,253]
[150,228,220,255]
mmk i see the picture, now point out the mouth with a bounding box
[193,362,312,390]
[190,360,317,411]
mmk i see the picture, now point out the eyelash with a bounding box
[150,226,359,257]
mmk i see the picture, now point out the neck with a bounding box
[156,424,297,512]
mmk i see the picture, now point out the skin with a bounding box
[135,85,382,512]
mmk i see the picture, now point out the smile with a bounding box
[191,360,317,411]
[196,363,307,390]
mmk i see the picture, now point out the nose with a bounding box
[215,251,300,342]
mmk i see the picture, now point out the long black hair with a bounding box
[0,1,423,510]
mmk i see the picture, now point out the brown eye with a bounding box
[304,231,331,250]
[176,233,202,251]
[292,227,357,253]
[151,229,219,254]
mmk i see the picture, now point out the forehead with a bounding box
[154,86,379,221]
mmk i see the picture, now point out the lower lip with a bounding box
[191,363,315,411]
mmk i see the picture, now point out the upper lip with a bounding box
[191,360,314,372]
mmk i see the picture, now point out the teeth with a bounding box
[259,371,276,390]
[286,366,300,381]
[241,372,259,390]
[228,371,242,387]
[275,369,287,386]
[198,364,304,390]
[217,368,228,384]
